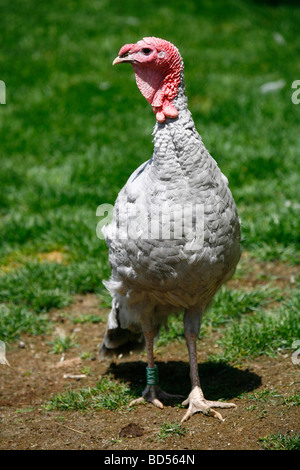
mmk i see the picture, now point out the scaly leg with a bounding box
[129,328,183,409]
[181,307,236,422]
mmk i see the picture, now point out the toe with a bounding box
[209,408,224,421]
[206,400,237,409]
[129,397,145,407]
[152,398,164,409]
[180,408,193,423]
[181,403,224,422]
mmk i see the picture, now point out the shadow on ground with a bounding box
[106,360,262,402]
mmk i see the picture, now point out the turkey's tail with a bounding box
[99,297,145,359]
[99,327,145,358]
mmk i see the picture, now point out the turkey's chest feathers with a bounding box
[105,112,240,306]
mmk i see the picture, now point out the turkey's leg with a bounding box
[181,307,236,422]
[129,328,183,409]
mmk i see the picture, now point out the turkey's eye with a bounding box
[142,48,152,55]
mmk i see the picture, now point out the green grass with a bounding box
[209,290,300,362]
[0,303,49,342]
[48,335,78,354]
[157,285,283,346]
[205,286,282,327]
[0,260,106,312]
[72,314,105,324]
[259,433,300,450]
[44,376,134,412]
[157,422,187,441]
[244,388,300,407]
[0,0,300,354]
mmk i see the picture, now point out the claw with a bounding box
[129,385,183,409]
[152,398,164,409]
[181,386,236,422]
[129,396,146,407]
[181,406,224,422]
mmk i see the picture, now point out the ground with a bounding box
[1,260,299,451]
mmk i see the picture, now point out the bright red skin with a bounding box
[116,37,183,122]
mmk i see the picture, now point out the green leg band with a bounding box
[146,365,159,385]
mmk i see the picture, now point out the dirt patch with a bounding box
[229,252,299,290]
[0,280,299,450]
[37,250,66,264]
[119,423,145,438]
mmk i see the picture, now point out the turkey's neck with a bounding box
[151,73,205,180]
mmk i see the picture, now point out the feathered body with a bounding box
[101,75,240,356]
[99,37,240,421]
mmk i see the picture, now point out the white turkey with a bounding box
[100,37,241,421]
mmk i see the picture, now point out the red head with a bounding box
[113,37,183,123]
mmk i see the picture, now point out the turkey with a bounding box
[100,37,241,422]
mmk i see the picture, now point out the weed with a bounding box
[48,335,78,354]
[157,422,187,441]
[259,433,300,450]
[44,376,133,412]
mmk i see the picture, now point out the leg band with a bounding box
[146,365,158,385]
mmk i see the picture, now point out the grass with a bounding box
[157,422,187,441]
[212,290,300,361]
[48,335,78,354]
[259,433,300,450]
[204,286,282,327]
[72,313,105,324]
[1,5,299,451]
[157,284,286,348]
[0,303,49,342]
[244,388,300,407]
[0,0,300,372]
[44,376,134,412]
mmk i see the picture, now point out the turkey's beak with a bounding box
[112,54,135,65]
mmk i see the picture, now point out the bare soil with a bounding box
[0,256,299,450]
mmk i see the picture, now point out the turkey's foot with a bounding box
[129,385,183,409]
[181,386,237,422]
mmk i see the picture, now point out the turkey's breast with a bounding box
[103,111,241,313]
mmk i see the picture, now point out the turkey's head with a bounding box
[113,37,183,123]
